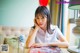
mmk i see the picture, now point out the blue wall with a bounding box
[0,0,38,27]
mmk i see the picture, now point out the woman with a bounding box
[26,6,69,48]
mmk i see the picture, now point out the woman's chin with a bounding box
[39,26,44,28]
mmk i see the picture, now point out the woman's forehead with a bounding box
[36,13,47,17]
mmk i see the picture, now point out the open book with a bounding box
[29,46,62,53]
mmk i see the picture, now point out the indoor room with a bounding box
[0,0,80,53]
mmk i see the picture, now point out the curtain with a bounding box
[50,0,64,34]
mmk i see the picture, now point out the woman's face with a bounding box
[35,14,47,29]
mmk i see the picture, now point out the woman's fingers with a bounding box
[34,18,40,29]
[31,43,42,48]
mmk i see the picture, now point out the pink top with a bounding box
[30,25,63,44]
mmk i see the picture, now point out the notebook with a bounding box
[29,46,62,53]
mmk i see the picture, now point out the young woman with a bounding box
[26,6,69,48]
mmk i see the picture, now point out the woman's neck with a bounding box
[41,26,47,32]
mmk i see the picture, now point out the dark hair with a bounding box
[33,6,53,34]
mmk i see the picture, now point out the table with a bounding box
[24,47,70,53]
[60,48,70,53]
[68,46,80,53]
[1,46,70,53]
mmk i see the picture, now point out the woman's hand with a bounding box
[31,43,48,48]
[31,43,44,48]
[34,18,40,29]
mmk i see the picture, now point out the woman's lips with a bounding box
[39,24,43,26]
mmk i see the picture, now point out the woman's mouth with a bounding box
[39,24,43,26]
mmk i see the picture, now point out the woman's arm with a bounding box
[31,40,69,48]
[26,27,39,48]
[26,18,40,48]
[49,26,69,48]
[31,27,69,48]
[48,35,69,48]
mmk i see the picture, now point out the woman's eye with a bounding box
[42,17,44,19]
[36,17,39,19]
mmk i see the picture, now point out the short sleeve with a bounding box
[28,28,34,35]
[55,26,63,39]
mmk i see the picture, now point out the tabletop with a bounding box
[24,46,70,53]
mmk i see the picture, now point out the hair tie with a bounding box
[39,0,48,6]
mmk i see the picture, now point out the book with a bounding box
[29,46,61,53]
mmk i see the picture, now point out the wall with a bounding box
[0,0,39,27]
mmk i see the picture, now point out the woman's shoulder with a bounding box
[50,24,58,30]
[27,26,35,33]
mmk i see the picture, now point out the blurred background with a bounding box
[0,0,80,48]
[0,0,39,27]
